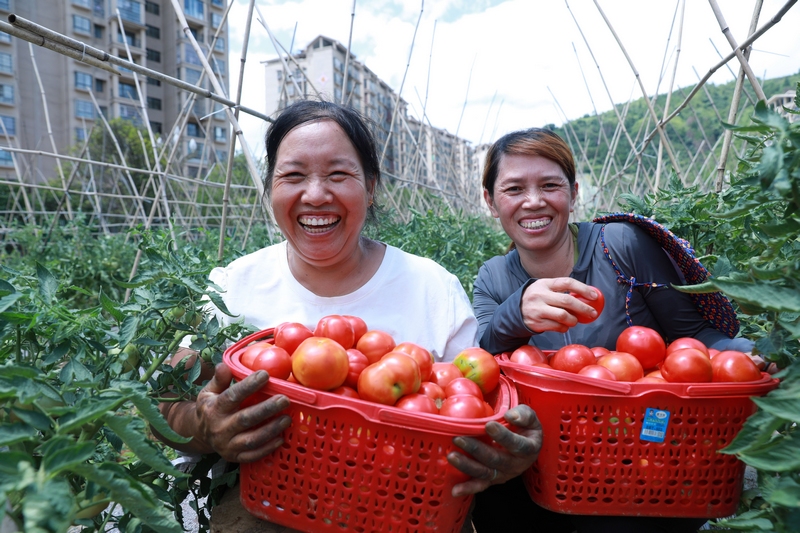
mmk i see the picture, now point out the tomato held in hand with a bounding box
[569,286,605,323]
[344,348,369,389]
[660,348,713,383]
[356,330,396,364]
[550,344,596,374]
[395,393,439,414]
[292,337,349,390]
[342,315,368,344]
[314,315,356,350]
[577,364,617,381]
[393,342,434,381]
[666,337,709,357]
[358,352,421,405]
[444,377,484,399]
[453,347,500,395]
[596,351,644,382]
[616,326,667,369]
[439,394,487,419]
[711,350,762,382]
[510,345,548,366]
[274,322,314,355]
[430,362,464,388]
[250,345,292,380]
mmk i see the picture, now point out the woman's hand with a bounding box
[195,363,293,463]
[521,278,600,333]
[446,404,543,497]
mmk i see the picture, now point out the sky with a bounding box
[222,0,800,159]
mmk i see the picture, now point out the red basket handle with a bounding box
[684,374,779,396]
[498,359,632,394]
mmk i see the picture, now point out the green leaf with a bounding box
[119,315,139,348]
[58,357,93,383]
[767,476,800,507]
[752,396,800,424]
[43,441,96,475]
[739,435,800,472]
[0,422,37,446]
[0,291,21,313]
[0,451,34,474]
[57,397,121,434]
[690,279,800,313]
[207,290,234,317]
[723,410,790,455]
[100,290,126,322]
[120,384,190,444]
[102,414,185,478]
[35,262,58,304]
[714,509,774,530]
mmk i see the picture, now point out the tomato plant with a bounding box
[569,286,605,323]
[314,314,356,350]
[291,337,349,390]
[616,326,666,369]
[357,352,421,405]
[660,348,713,383]
[452,347,500,394]
[510,345,548,366]
[356,330,396,364]
[711,350,762,382]
[550,344,595,373]
[596,351,644,382]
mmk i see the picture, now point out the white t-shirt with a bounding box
[207,241,478,362]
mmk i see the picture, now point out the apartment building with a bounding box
[0,0,230,181]
[262,35,477,206]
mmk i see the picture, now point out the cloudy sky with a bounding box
[223,0,800,158]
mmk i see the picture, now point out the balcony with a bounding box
[118,0,142,25]
[184,0,204,20]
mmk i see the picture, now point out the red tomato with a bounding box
[711,350,762,382]
[342,315,368,344]
[645,369,664,379]
[430,362,464,388]
[287,373,299,384]
[357,352,421,405]
[291,337,349,390]
[445,377,484,399]
[395,393,438,414]
[418,381,446,409]
[356,330,396,364]
[660,348,713,383]
[240,340,273,368]
[250,345,292,380]
[708,348,721,359]
[577,364,617,381]
[330,385,360,399]
[569,286,605,323]
[393,342,434,381]
[636,376,667,384]
[550,344,596,374]
[510,345,548,366]
[666,337,709,357]
[439,394,487,419]
[453,347,501,394]
[533,362,553,369]
[483,401,495,417]
[274,322,314,355]
[597,351,644,382]
[344,348,370,389]
[314,315,356,350]
[616,326,667,369]
[590,346,611,359]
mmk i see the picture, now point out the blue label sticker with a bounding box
[640,408,670,442]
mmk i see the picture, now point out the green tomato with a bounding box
[73,491,109,520]
[121,345,141,373]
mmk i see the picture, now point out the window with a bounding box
[0,149,12,166]
[99,105,108,117]
[214,36,225,52]
[72,15,91,35]
[75,99,94,119]
[75,128,87,142]
[93,24,103,39]
[117,31,140,48]
[0,0,9,10]
[216,150,227,162]
[188,27,204,42]
[182,44,201,66]
[184,0,203,19]
[212,59,225,76]
[211,0,223,6]
[93,0,105,17]
[150,120,162,134]
[210,12,222,28]
[213,126,225,142]
[186,122,203,138]
[118,81,137,99]
[183,67,201,86]
[0,115,15,135]
[94,78,105,92]
[119,0,141,24]
[0,52,11,74]
[72,0,91,7]
[147,96,161,110]
[0,84,13,104]
[146,24,160,39]
[146,76,161,86]
[146,48,161,62]
[119,103,141,124]
[145,0,159,15]
[75,71,92,91]
[0,32,10,44]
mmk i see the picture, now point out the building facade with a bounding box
[0,0,230,181]
[262,35,479,209]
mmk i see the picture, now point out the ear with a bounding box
[569,182,579,213]
[483,189,499,218]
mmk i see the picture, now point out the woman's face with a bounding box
[271,119,373,269]
[484,153,577,255]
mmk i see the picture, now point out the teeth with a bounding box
[520,219,550,229]
[299,216,339,226]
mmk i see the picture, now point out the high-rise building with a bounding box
[262,35,479,208]
[0,0,230,182]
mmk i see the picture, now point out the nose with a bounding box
[301,176,333,205]
[521,187,546,208]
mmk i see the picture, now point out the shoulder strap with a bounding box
[593,212,740,338]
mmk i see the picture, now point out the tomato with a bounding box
[533,362,553,369]
[291,337,349,390]
[445,377,484,399]
[483,401,495,417]
[393,342,434,381]
[342,315,368,344]
[569,286,605,323]
[616,326,667,369]
[453,347,500,395]
[356,330,396,364]
[550,344,596,374]
[645,369,664,379]
[344,348,370,389]
[251,345,292,380]
[711,350,762,382]
[314,315,356,349]
[510,345,548,366]
[636,376,667,384]
[395,393,439,414]
[596,351,644,382]
[430,362,464,388]
[240,340,274,368]
[439,394,487,419]
[418,381,446,408]
[660,348,713,383]
[666,337,709,357]
[274,322,314,355]
[287,373,299,384]
[577,364,617,381]
[708,348,720,359]
[358,352,421,405]
[330,385,361,399]
[590,346,611,359]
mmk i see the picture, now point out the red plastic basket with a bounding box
[223,329,518,533]
[498,357,779,518]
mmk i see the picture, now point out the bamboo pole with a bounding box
[654,0,685,189]
[341,0,357,105]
